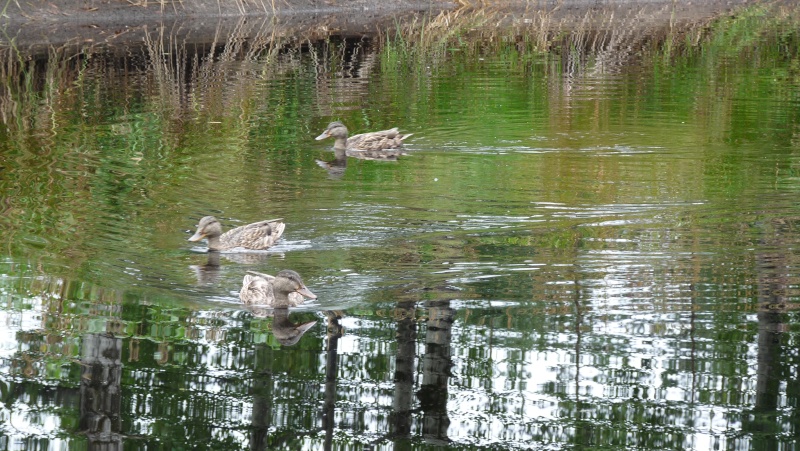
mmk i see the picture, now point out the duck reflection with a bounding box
[189,250,222,285]
[315,148,348,178]
[243,305,318,346]
[315,146,406,177]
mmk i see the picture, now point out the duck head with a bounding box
[273,269,317,300]
[188,216,222,242]
[188,216,226,250]
[316,121,350,149]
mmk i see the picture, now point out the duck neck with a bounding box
[333,147,347,160]
[333,137,348,150]
[272,292,293,308]
[206,235,223,251]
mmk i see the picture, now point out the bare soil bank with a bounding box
[0,0,772,53]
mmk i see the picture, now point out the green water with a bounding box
[1,6,800,450]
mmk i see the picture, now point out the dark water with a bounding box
[1,6,800,450]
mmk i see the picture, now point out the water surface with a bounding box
[1,5,800,450]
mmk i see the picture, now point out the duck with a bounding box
[239,269,317,308]
[315,121,412,154]
[188,216,285,251]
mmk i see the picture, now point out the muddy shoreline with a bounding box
[0,0,772,53]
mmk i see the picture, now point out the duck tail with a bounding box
[246,270,274,280]
[272,222,286,242]
[240,274,256,303]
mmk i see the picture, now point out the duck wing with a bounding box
[239,273,275,305]
[347,128,412,151]
[221,219,285,250]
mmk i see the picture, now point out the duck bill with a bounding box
[188,231,205,242]
[296,286,317,299]
[315,131,329,141]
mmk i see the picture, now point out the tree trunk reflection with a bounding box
[744,219,794,447]
[418,300,454,445]
[323,311,344,451]
[390,301,417,439]
[80,333,123,451]
[250,344,274,451]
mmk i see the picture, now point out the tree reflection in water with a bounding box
[418,300,455,445]
[322,311,344,451]
[389,301,417,441]
[80,333,123,450]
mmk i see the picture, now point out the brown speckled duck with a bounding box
[315,121,412,154]
[239,270,317,307]
[188,216,285,251]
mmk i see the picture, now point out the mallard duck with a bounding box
[188,216,285,251]
[315,121,412,152]
[239,269,317,307]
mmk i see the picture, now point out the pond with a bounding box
[1,4,800,450]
